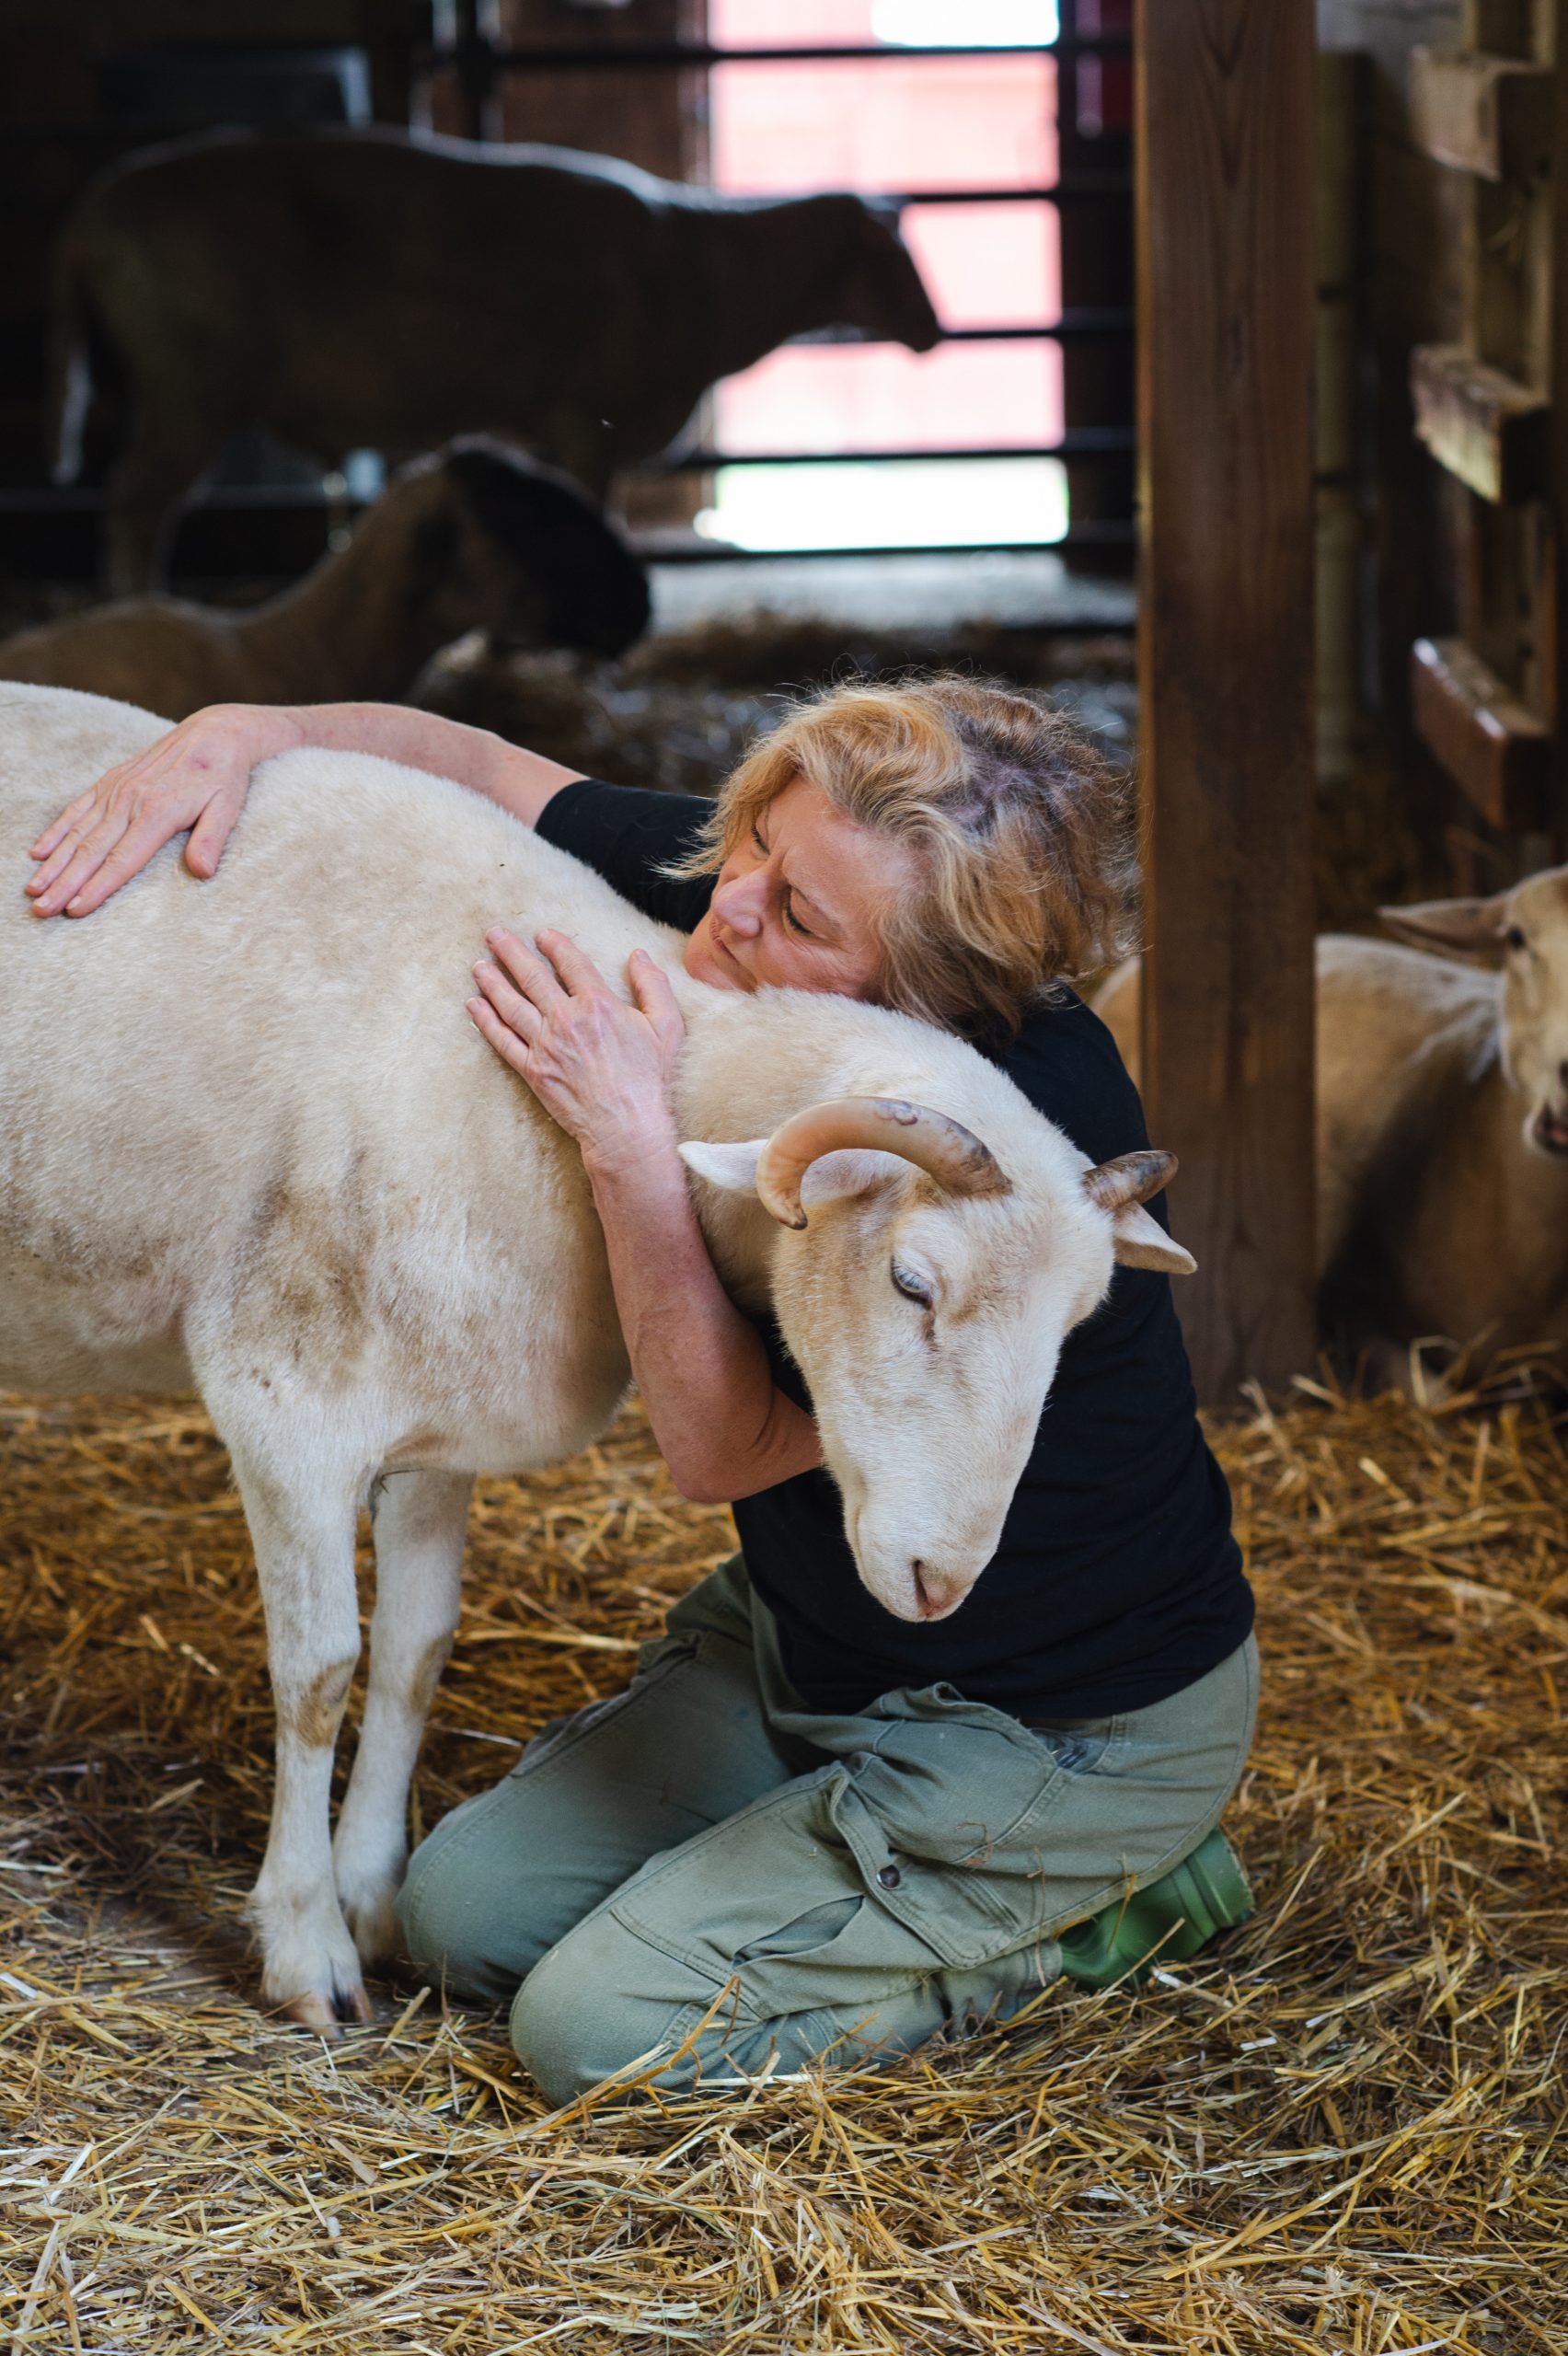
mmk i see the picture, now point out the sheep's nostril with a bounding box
[1559,1059,1568,1092]
[911,1560,953,1619]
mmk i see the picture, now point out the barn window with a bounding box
[699,0,1069,551]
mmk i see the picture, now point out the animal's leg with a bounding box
[332,1468,472,1968]
[104,413,213,593]
[227,1444,372,2029]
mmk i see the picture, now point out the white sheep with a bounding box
[0,440,648,718]
[1095,872,1568,1380]
[2,686,1192,2028]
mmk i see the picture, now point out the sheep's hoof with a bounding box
[280,1981,374,2033]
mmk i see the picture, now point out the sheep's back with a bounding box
[0,606,254,717]
[0,687,677,1421]
[67,133,668,444]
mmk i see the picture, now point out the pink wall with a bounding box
[707,4,1063,460]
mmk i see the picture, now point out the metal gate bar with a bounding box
[422,10,1133,540]
[640,431,1135,471]
[428,40,1130,75]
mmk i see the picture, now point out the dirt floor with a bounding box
[3,1380,1564,2354]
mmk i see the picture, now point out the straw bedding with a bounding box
[3,1375,1564,2355]
[415,619,1138,797]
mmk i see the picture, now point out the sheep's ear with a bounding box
[679,1139,893,1208]
[1083,1149,1196,1277]
[797,1149,900,1207]
[1378,892,1511,962]
[679,1138,765,1195]
[1112,1206,1196,1276]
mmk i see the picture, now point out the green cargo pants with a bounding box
[397,1556,1258,2105]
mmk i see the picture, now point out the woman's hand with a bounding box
[469,929,686,1175]
[26,702,306,917]
[473,927,816,1500]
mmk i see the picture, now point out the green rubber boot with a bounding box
[1055,1828,1255,1992]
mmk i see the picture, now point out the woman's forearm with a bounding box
[280,702,585,829]
[464,928,810,1503]
[584,1135,823,1505]
[28,699,587,918]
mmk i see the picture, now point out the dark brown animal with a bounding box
[1,439,649,717]
[51,129,942,590]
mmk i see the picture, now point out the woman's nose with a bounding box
[713,872,766,935]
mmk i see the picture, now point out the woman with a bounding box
[28,677,1258,2103]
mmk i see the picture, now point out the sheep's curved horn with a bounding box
[755,1097,1010,1230]
[1082,1149,1178,1211]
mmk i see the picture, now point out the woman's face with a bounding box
[683,774,916,1000]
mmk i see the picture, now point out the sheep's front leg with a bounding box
[230,1449,371,2030]
[333,1468,472,1967]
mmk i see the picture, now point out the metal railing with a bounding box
[421,6,1134,561]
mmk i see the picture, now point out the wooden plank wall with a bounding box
[1136,0,1319,1402]
[1317,1,1467,730]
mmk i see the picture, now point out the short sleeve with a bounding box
[536,779,717,933]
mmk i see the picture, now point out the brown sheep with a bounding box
[0,439,649,716]
[1096,873,1568,1388]
[51,129,942,589]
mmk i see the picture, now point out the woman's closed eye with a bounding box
[752,823,816,939]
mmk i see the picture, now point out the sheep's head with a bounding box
[822,196,941,354]
[435,439,650,656]
[1380,868,1568,1157]
[683,1096,1193,1623]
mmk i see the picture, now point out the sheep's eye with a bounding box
[891,1262,933,1309]
[1505,923,1528,953]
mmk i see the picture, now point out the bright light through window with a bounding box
[704,0,1067,553]
[871,0,1059,43]
[697,458,1067,552]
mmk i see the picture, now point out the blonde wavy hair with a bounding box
[669,674,1134,1041]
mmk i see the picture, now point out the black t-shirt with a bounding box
[537,780,1253,1719]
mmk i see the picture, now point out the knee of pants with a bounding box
[395,1811,529,2006]
[510,1912,699,2108]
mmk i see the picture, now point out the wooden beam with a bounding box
[1411,635,1551,826]
[1135,0,1317,1403]
[1409,47,1552,181]
[1547,0,1568,839]
[1411,342,1550,500]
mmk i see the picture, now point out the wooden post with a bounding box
[1135,0,1318,1403]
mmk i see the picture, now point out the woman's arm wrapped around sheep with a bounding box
[27,699,582,917]
[469,923,823,1505]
